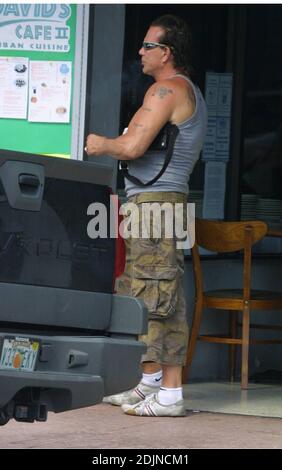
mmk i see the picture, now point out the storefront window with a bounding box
[118,4,228,202]
[240,6,282,226]
[118,4,282,248]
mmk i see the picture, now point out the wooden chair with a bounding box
[182,218,282,389]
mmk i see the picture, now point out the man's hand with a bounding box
[85,133,107,156]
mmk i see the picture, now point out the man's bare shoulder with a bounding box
[145,80,177,101]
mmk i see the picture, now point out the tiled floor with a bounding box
[183,381,282,418]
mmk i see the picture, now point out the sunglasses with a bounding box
[142,41,168,51]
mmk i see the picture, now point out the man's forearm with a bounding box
[86,133,141,160]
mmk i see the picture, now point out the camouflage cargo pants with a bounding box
[115,192,189,366]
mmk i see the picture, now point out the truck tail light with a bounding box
[108,190,125,287]
[114,201,126,280]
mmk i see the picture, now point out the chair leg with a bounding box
[182,300,203,383]
[229,310,238,382]
[241,304,250,390]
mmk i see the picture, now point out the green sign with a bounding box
[0,4,77,158]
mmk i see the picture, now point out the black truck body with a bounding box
[0,150,147,425]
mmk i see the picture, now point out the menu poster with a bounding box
[28,61,72,123]
[205,73,220,116]
[217,75,233,117]
[202,72,233,162]
[0,56,29,119]
[202,161,227,220]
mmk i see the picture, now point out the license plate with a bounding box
[0,337,40,372]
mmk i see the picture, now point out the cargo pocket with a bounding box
[131,265,178,320]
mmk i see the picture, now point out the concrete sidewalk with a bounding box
[0,403,281,449]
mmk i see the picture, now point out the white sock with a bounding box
[157,387,183,405]
[141,371,162,387]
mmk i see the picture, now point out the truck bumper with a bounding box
[0,334,146,414]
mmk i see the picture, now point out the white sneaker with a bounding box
[103,383,159,406]
[122,393,186,417]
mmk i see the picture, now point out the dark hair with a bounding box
[150,15,192,76]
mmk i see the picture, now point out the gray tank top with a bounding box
[125,75,207,197]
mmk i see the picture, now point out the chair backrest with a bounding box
[191,219,268,300]
[195,219,268,253]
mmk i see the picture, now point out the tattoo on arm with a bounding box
[143,107,152,112]
[134,123,144,128]
[152,87,173,99]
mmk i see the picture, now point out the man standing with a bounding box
[85,15,207,417]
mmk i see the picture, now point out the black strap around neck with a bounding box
[119,124,179,187]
